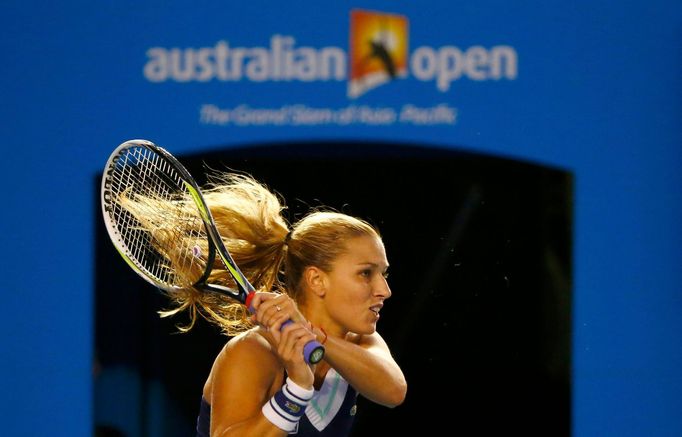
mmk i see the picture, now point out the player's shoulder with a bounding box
[219,327,279,369]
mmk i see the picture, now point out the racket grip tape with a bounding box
[281,320,325,364]
[245,294,325,364]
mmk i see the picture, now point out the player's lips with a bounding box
[369,303,383,316]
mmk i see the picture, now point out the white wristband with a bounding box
[262,378,314,432]
[284,377,314,401]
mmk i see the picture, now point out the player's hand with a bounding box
[251,292,315,388]
[250,292,306,328]
[275,321,316,388]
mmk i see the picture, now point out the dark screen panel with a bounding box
[94,141,572,436]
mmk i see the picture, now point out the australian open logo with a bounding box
[143,9,517,98]
[348,10,409,98]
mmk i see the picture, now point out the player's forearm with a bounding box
[215,375,314,437]
[214,415,288,437]
[321,334,407,407]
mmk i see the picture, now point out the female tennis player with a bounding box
[147,173,407,436]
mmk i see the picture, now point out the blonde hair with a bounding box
[120,172,379,336]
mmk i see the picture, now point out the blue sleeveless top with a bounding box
[196,368,358,436]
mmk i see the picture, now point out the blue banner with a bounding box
[1,1,681,436]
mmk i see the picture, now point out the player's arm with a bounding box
[209,324,316,437]
[320,330,407,407]
[208,335,287,437]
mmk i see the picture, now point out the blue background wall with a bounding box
[1,1,681,435]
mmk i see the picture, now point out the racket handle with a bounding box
[281,320,326,365]
[244,294,325,364]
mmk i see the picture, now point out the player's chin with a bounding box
[354,325,377,336]
[357,313,379,334]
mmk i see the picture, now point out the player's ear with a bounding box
[303,266,327,297]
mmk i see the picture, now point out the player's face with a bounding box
[324,235,391,335]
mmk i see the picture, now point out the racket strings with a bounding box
[107,146,209,288]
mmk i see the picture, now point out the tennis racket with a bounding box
[100,139,324,364]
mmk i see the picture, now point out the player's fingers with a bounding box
[262,295,296,328]
[252,293,274,325]
[290,330,317,364]
[266,307,297,343]
[255,293,287,321]
[285,326,316,358]
[278,323,310,360]
[268,309,296,334]
[249,291,269,311]
[256,299,282,326]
